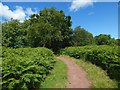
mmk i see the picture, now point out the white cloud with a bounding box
[0,3,37,22]
[25,8,35,15]
[69,0,94,11]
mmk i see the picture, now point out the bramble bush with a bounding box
[61,45,120,81]
[2,47,55,90]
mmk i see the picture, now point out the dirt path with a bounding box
[56,56,91,88]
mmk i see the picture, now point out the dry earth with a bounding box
[56,56,91,88]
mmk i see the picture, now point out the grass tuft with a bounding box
[41,59,68,88]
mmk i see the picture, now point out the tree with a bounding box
[27,8,72,51]
[70,26,94,46]
[95,34,111,45]
[116,39,120,46]
[2,19,27,48]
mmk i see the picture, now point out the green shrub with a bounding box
[61,45,120,81]
[2,47,55,90]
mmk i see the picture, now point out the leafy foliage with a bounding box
[61,45,120,82]
[95,34,117,45]
[70,26,94,46]
[2,8,118,51]
[2,19,28,48]
[27,8,72,51]
[2,47,55,90]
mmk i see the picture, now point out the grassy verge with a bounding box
[63,55,118,88]
[41,59,68,88]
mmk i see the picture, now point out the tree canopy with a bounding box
[2,7,118,52]
[70,26,94,46]
[95,34,117,45]
[27,8,72,51]
[2,19,27,48]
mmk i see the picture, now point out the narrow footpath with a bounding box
[56,56,91,88]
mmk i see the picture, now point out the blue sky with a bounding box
[0,2,118,38]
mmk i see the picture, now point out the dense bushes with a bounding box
[61,45,120,81]
[2,47,55,90]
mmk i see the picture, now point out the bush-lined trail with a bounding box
[56,56,91,88]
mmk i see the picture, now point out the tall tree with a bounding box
[95,34,112,45]
[70,26,94,46]
[2,19,27,48]
[27,8,72,51]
